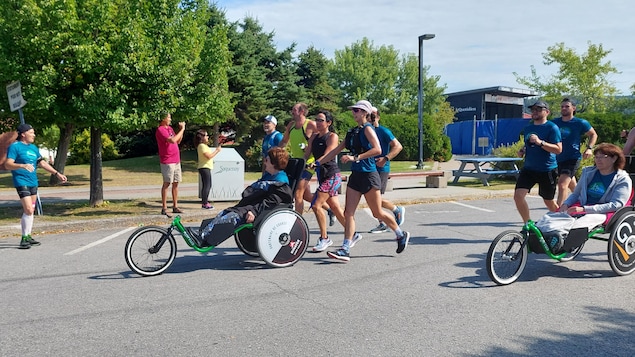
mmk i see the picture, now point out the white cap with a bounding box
[263,115,277,125]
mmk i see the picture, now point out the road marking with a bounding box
[449,201,495,212]
[64,226,136,255]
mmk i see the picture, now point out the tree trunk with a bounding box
[89,126,104,206]
[49,122,74,185]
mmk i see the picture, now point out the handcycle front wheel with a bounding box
[124,226,177,277]
[486,230,528,285]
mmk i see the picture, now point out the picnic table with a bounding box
[452,157,522,186]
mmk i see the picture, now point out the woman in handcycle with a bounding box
[193,146,293,248]
[538,143,632,251]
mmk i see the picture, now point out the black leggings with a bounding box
[198,168,211,204]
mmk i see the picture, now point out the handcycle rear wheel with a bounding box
[486,230,528,285]
[559,242,585,262]
[256,209,310,268]
[124,226,177,277]
[608,211,635,276]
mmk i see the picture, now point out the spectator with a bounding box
[4,123,68,249]
[195,129,221,210]
[155,112,185,217]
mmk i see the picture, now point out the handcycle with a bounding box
[486,205,635,285]
[124,158,310,277]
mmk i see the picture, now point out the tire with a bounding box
[559,242,585,262]
[235,228,260,257]
[256,209,310,268]
[124,226,177,277]
[486,230,528,285]
[608,211,635,276]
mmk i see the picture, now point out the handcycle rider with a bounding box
[191,146,293,248]
[536,143,632,252]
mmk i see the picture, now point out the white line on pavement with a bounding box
[64,226,136,255]
[449,201,495,212]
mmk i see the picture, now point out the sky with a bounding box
[213,0,635,95]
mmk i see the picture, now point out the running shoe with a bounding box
[369,223,388,233]
[350,233,363,247]
[25,235,40,246]
[396,231,410,254]
[394,206,406,226]
[312,237,333,252]
[327,248,350,262]
[19,237,31,249]
[202,203,214,209]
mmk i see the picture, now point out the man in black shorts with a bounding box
[514,101,562,223]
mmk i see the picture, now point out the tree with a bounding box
[296,46,339,113]
[0,0,229,205]
[514,42,620,113]
[329,38,400,109]
[226,17,303,146]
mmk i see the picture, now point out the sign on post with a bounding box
[6,81,27,112]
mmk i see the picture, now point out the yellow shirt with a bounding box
[197,144,214,170]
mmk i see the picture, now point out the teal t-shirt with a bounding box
[7,141,41,187]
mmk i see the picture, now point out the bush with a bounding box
[68,129,119,165]
[114,131,157,159]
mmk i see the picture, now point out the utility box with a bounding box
[200,148,245,201]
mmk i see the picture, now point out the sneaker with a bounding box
[394,206,406,226]
[350,233,363,248]
[19,237,31,249]
[25,235,40,246]
[202,203,214,209]
[312,237,333,252]
[327,248,350,262]
[327,209,336,227]
[548,235,563,253]
[396,231,410,254]
[369,223,388,234]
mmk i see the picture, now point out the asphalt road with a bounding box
[1,197,634,356]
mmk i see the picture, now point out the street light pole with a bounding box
[417,33,435,169]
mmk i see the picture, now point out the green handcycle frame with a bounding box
[124,207,310,277]
[487,206,635,285]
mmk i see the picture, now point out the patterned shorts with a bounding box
[317,172,342,197]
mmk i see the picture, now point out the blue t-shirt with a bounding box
[522,121,561,172]
[348,123,377,173]
[374,125,396,173]
[262,131,283,157]
[586,170,616,205]
[551,117,592,162]
[7,141,42,188]
[260,170,289,185]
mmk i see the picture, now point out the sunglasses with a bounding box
[315,119,326,122]
[351,108,362,113]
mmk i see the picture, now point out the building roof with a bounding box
[445,86,538,98]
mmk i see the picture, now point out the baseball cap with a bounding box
[348,100,374,114]
[263,115,277,125]
[528,101,549,110]
[17,123,33,134]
